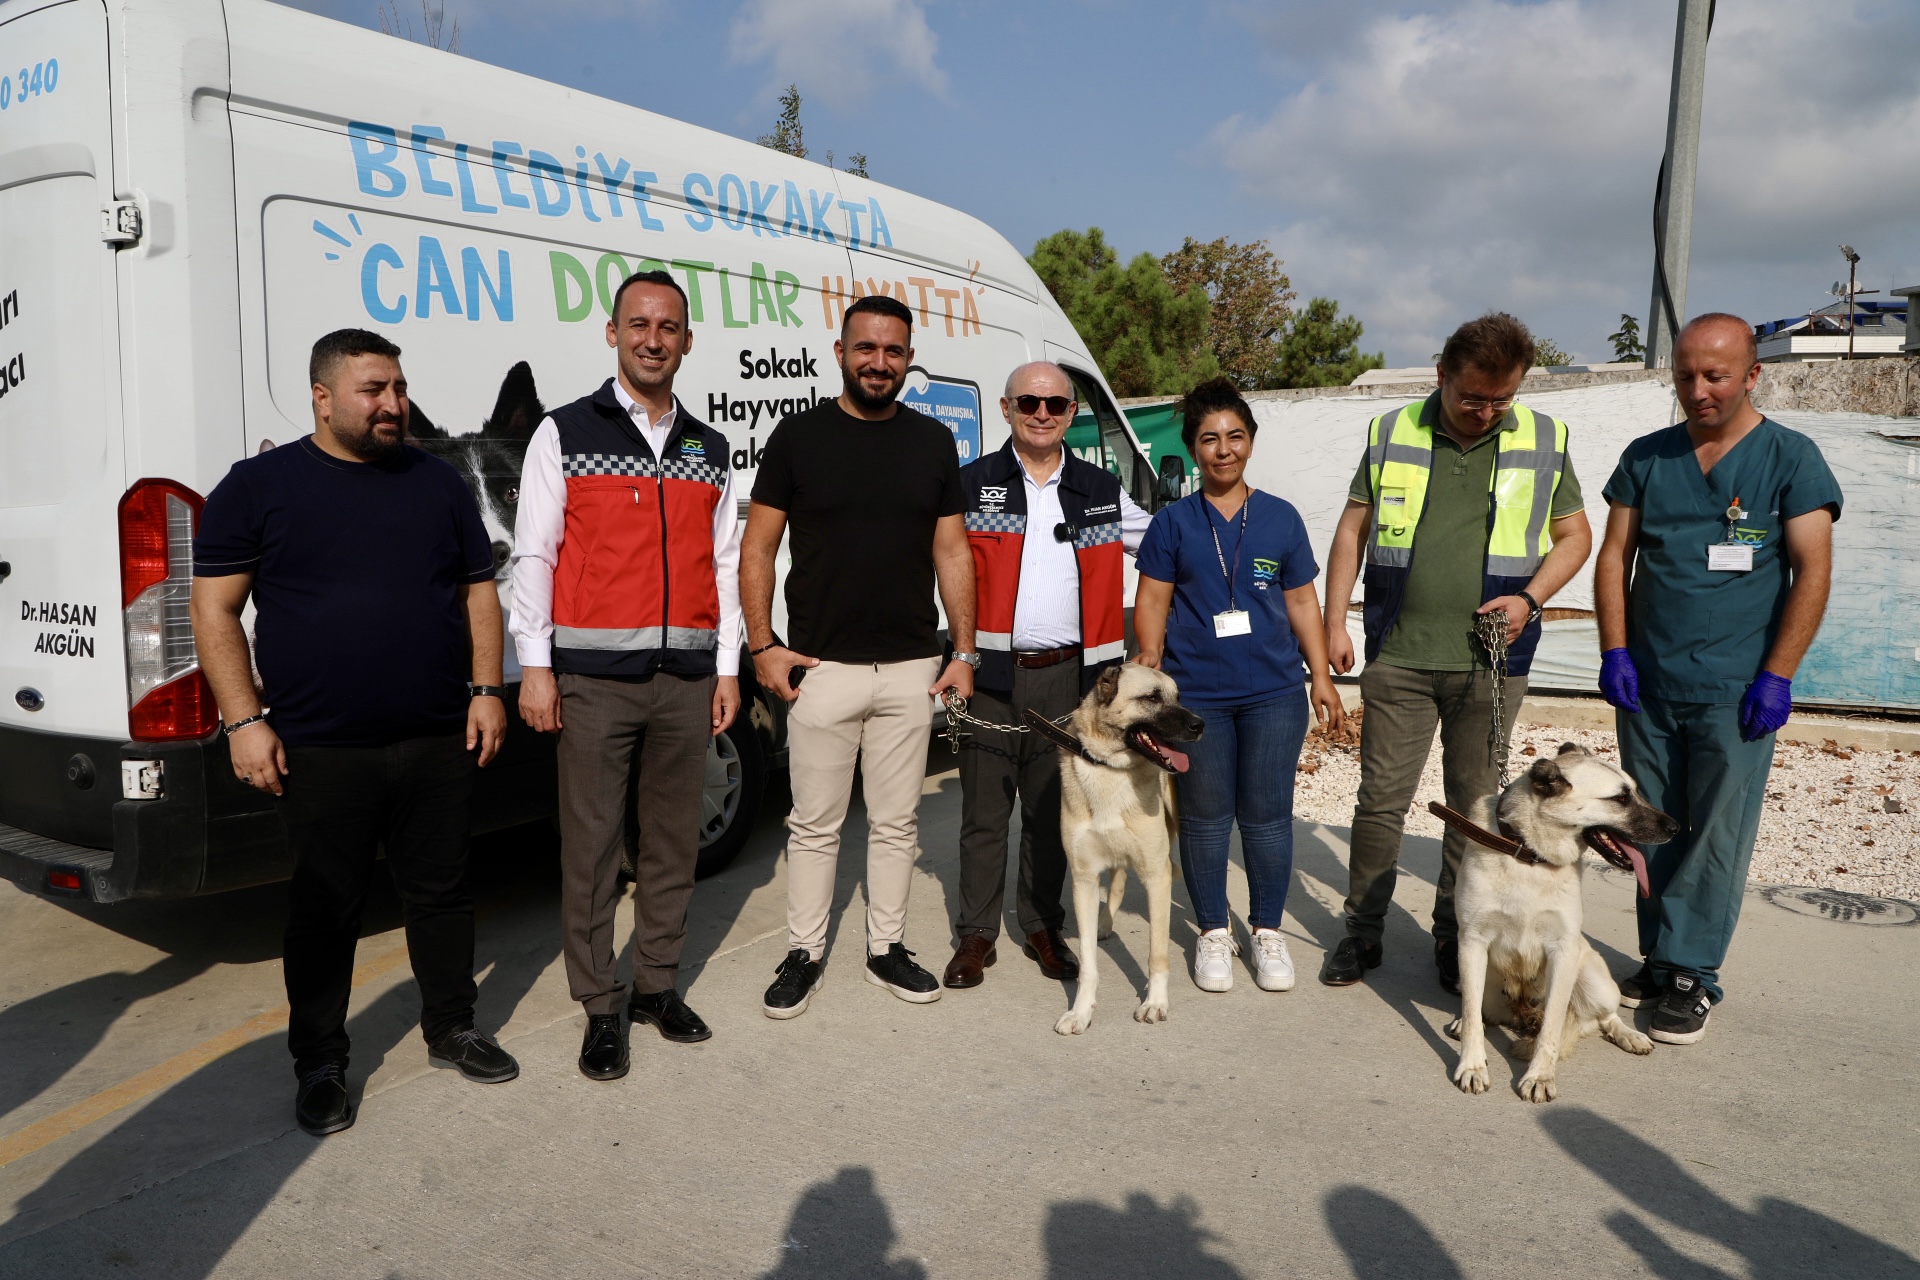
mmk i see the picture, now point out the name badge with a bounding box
[1214,609,1252,638]
[1707,543,1753,572]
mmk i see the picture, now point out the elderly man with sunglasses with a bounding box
[944,361,1151,989]
[1319,312,1592,994]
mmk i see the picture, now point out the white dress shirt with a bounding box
[509,382,742,675]
[1009,447,1150,650]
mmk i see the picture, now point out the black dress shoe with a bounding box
[1435,939,1461,995]
[426,1025,520,1083]
[578,1013,629,1081]
[1319,936,1384,986]
[295,1062,354,1137]
[628,988,712,1043]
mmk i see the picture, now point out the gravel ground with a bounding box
[1291,709,1920,904]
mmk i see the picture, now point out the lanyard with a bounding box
[1206,490,1252,610]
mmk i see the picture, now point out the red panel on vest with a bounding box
[1075,541,1125,650]
[969,530,1025,635]
[553,474,719,631]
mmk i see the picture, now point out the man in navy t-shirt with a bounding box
[191,329,519,1136]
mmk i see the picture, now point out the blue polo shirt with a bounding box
[1603,417,1842,703]
[1137,489,1318,707]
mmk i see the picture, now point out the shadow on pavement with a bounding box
[1324,1184,1463,1279]
[1044,1191,1245,1279]
[1541,1106,1920,1279]
[0,954,211,1126]
[758,1166,926,1280]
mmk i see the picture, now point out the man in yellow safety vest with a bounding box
[1319,312,1593,993]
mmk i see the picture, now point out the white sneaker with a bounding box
[1192,929,1236,992]
[1251,928,1295,991]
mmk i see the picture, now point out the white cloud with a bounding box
[728,0,948,109]
[1218,0,1920,365]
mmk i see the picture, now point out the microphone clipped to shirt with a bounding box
[1053,522,1076,544]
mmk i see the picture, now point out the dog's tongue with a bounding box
[1593,831,1652,899]
[1162,744,1190,774]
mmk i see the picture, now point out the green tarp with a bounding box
[1064,402,1195,495]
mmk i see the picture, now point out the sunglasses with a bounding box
[1012,394,1075,416]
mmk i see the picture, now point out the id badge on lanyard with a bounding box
[1209,496,1253,638]
[1709,496,1753,572]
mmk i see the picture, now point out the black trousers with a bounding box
[280,731,478,1078]
[954,661,1079,940]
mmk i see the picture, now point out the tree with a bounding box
[757,84,806,159]
[1160,236,1295,390]
[1267,297,1383,389]
[1608,313,1644,363]
[1029,228,1219,397]
[1534,337,1573,368]
[845,153,869,178]
[377,0,459,51]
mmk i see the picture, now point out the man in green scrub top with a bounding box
[1322,313,1593,992]
[1596,312,1840,1045]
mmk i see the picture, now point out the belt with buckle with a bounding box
[1012,644,1081,670]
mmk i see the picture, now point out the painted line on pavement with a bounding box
[0,943,413,1171]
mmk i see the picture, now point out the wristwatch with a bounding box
[468,684,507,699]
[1516,590,1542,623]
[951,652,982,670]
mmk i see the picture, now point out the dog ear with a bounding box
[1556,741,1585,757]
[1528,756,1572,797]
[1094,664,1123,705]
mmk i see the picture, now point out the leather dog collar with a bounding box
[1022,707,1105,766]
[1428,801,1541,866]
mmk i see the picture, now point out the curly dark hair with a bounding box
[1179,376,1259,456]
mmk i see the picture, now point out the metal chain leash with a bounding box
[1475,610,1513,789]
[939,689,1071,755]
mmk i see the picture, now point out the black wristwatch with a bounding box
[1516,590,1542,622]
[469,684,507,699]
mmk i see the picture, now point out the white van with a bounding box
[0,0,1169,902]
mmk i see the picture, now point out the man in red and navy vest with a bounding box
[510,271,741,1080]
[944,361,1151,990]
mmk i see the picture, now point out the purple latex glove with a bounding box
[1741,671,1793,741]
[1599,647,1641,713]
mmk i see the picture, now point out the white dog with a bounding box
[1443,743,1679,1102]
[1046,664,1204,1036]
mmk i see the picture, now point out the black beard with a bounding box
[345,421,405,461]
[840,361,904,413]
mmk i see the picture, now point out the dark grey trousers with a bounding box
[954,661,1080,940]
[1344,661,1528,946]
[557,670,713,1014]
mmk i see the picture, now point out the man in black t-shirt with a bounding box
[192,329,519,1137]
[744,295,979,1018]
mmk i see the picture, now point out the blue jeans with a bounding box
[1175,687,1310,932]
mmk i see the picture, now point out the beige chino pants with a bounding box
[784,657,941,959]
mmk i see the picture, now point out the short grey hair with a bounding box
[1003,360,1075,400]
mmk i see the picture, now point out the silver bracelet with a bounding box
[221,712,268,737]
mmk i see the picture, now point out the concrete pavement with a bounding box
[2,751,1917,1278]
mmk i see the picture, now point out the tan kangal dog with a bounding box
[1445,743,1679,1101]
[1047,664,1204,1036]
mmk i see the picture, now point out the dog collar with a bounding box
[1022,707,1107,766]
[1428,801,1541,865]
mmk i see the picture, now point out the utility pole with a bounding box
[1646,0,1713,369]
[1841,245,1861,360]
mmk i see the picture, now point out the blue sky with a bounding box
[279,0,1920,367]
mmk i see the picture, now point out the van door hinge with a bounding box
[101,201,143,246]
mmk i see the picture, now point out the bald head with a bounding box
[1004,361,1074,399]
[1673,312,1762,433]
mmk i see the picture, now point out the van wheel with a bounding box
[616,716,768,884]
[695,720,766,879]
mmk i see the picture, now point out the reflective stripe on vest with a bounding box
[1364,401,1567,578]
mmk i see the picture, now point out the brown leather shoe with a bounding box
[1023,928,1080,981]
[943,934,997,989]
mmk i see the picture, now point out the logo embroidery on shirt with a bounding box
[680,439,705,458]
[978,485,1008,512]
[1082,503,1119,518]
[1252,557,1279,591]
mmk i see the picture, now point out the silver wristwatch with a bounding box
[952,652,982,670]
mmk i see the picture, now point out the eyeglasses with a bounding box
[1454,396,1514,413]
[1012,394,1075,416]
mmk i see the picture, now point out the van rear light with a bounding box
[119,479,218,741]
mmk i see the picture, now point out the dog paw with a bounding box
[1444,1018,1464,1041]
[1452,1059,1490,1095]
[1134,998,1168,1024]
[1517,1071,1558,1103]
[1615,1027,1654,1056]
[1054,1010,1092,1036]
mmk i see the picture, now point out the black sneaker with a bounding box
[629,988,712,1043]
[1618,963,1661,1009]
[426,1025,520,1083]
[294,1062,354,1137]
[865,943,942,1004]
[1650,972,1713,1044]
[1435,939,1460,995]
[764,948,824,1020]
[578,1013,629,1081]
[1319,936,1383,987]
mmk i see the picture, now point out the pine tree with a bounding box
[1029,229,1219,397]
[757,85,806,159]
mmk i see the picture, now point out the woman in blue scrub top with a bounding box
[1134,378,1346,996]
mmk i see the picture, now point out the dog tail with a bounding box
[1106,867,1128,920]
